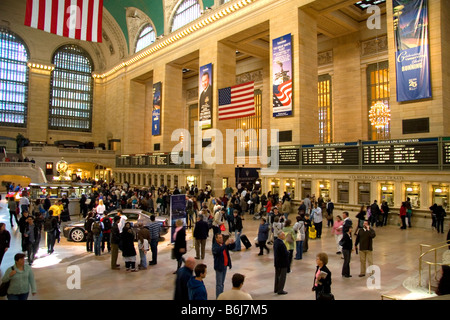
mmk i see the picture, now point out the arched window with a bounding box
[49,45,93,132]
[135,24,156,53]
[0,29,29,127]
[171,0,201,32]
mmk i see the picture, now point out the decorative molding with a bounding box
[236,69,263,84]
[361,35,388,57]
[187,88,198,102]
[318,50,333,66]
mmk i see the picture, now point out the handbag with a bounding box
[220,224,226,232]
[0,266,14,297]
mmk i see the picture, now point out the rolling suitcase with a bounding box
[240,234,252,249]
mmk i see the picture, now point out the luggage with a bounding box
[309,225,317,239]
[240,234,252,249]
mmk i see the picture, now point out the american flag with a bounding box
[273,80,292,107]
[24,0,103,42]
[218,81,255,121]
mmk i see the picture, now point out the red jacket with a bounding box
[400,206,407,217]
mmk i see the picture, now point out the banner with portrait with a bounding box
[272,33,292,117]
[199,63,213,129]
[393,0,431,102]
[152,81,162,135]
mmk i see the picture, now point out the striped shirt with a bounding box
[148,221,161,240]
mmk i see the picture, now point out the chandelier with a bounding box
[369,101,391,129]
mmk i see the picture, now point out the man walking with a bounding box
[193,214,209,260]
[212,233,235,298]
[110,216,121,270]
[355,220,376,277]
[148,215,161,265]
[273,232,289,295]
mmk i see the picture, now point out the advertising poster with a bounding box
[152,81,161,135]
[170,194,186,243]
[199,63,213,129]
[272,33,292,117]
[393,0,431,102]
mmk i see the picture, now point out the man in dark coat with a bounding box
[193,214,209,260]
[273,231,289,295]
[174,257,196,300]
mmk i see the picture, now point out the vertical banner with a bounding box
[152,82,162,135]
[272,33,293,117]
[170,194,187,243]
[199,63,213,129]
[393,0,431,102]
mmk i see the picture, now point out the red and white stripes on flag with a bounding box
[218,81,255,121]
[24,0,103,42]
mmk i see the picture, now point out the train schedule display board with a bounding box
[362,138,439,165]
[301,142,359,166]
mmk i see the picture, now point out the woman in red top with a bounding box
[399,202,407,230]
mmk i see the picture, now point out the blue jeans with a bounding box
[8,293,29,300]
[295,240,303,260]
[150,239,158,264]
[215,268,227,298]
[94,234,102,255]
[234,231,241,251]
[139,249,147,268]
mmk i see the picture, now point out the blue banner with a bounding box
[393,0,431,102]
[272,34,292,117]
[152,82,161,135]
[170,194,186,243]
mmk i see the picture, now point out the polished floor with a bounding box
[0,196,449,301]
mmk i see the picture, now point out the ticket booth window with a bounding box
[405,184,420,208]
[358,182,371,205]
[337,181,349,204]
[270,179,280,195]
[432,185,448,211]
[301,181,311,199]
[319,180,330,202]
[285,179,295,199]
[380,183,394,207]
[187,176,197,187]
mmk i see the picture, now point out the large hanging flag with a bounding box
[24,0,103,43]
[218,81,255,121]
[272,34,292,117]
[393,0,431,102]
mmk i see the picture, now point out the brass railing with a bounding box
[419,241,450,294]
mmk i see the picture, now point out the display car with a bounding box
[63,209,169,242]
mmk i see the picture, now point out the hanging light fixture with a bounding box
[369,101,391,128]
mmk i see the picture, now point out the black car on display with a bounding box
[63,209,169,242]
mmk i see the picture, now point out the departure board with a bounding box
[279,146,300,166]
[362,139,439,165]
[443,137,450,164]
[301,143,359,165]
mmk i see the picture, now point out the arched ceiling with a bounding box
[103,0,215,48]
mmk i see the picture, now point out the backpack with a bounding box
[102,217,112,231]
[92,221,102,236]
[44,217,54,232]
[286,232,294,244]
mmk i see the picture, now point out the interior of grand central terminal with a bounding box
[0,0,450,301]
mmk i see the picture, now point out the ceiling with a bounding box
[121,0,386,80]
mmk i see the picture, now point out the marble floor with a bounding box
[1,197,449,301]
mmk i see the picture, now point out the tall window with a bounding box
[49,45,93,132]
[135,24,156,53]
[367,61,390,140]
[318,74,332,144]
[171,0,201,32]
[0,29,29,127]
[235,89,262,154]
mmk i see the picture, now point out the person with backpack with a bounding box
[101,215,113,253]
[91,217,103,256]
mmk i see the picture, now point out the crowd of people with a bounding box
[1,179,450,300]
